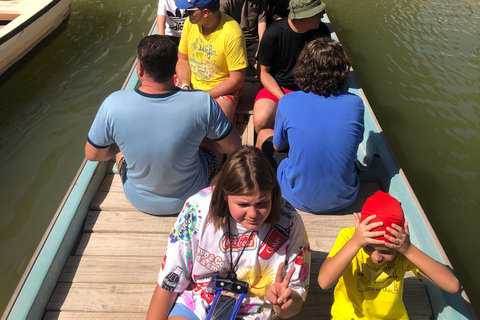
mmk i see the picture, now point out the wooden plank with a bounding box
[44,312,146,320]
[84,210,177,233]
[98,173,123,193]
[90,191,140,212]
[57,256,160,284]
[75,233,167,257]
[46,283,153,313]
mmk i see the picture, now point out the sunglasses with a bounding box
[185,7,202,15]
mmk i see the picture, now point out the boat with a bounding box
[2,15,477,320]
[0,0,73,76]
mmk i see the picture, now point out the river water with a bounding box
[0,0,478,316]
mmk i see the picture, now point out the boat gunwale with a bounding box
[0,0,72,46]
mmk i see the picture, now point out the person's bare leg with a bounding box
[217,98,236,123]
[253,98,277,133]
[256,128,274,149]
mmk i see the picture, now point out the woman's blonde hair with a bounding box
[208,146,282,231]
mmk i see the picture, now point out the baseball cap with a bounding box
[360,190,405,243]
[175,0,220,9]
[288,0,327,20]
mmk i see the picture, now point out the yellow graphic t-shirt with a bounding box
[328,227,422,319]
[179,12,247,91]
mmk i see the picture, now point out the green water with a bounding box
[328,0,480,315]
[0,0,156,313]
[0,0,479,316]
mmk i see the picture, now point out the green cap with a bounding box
[288,0,327,20]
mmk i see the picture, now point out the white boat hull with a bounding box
[0,0,73,76]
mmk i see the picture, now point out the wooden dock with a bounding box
[43,80,433,319]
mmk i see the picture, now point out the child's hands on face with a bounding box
[385,221,411,254]
[353,212,387,248]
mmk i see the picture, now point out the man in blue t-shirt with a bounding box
[85,35,241,215]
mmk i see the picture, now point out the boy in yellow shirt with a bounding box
[175,0,248,121]
[318,190,460,319]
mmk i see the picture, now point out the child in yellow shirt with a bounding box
[317,190,460,319]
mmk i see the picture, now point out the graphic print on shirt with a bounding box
[196,244,233,273]
[295,241,311,284]
[259,223,292,260]
[237,264,276,298]
[357,262,400,293]
[190,40,218,82]
[170,199,203,243]
[166,8,187,31]
[162,265,183,291]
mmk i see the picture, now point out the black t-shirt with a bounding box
[257,19,330,90]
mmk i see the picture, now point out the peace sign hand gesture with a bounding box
[266,262,298,313]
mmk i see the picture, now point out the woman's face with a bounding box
[227,191,272,231]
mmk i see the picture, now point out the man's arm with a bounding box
[207,68,246,98]
[85,141,119,162]
[258,64,284,100]
[176,51,191,87]
[157,15,166,35]
[216,126,241,154]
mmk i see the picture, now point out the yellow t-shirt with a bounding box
[328,227,422,320]
[179,12,247,91]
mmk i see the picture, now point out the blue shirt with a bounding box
[87,88,232,215]
[273,91,364,213]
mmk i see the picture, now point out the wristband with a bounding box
[181,83,190,89]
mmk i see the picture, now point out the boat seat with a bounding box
[234,79,259,146]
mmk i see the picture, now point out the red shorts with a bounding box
[254,87,295,104]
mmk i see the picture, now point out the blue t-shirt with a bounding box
[273,91,364,213]
[87,88,232,215]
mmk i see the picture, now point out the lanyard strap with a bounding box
[227,217,254,276]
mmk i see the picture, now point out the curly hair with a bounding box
[137,35,177,83]
[208,145,282,231]
[293,37,351,97]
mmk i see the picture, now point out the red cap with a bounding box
[361,191,405,243]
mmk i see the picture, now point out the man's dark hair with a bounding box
[137,35,178,83]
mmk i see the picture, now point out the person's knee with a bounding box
[217,98,236,122]
[256,129,274,149]
[253,99,277,132]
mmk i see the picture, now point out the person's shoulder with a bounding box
[312,22,330,38]
[339,226,355,238]
[265,18,288,34]
[183,187,213,208]
[176,89,215,106]
[221,12,243,34]
[103,90,135,102]
[279,199,304,225]
[337,92,365,107]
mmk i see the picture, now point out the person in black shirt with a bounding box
[253,0,329,147]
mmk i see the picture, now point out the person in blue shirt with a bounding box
[258,37,364,214]
[85,35,241,215]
